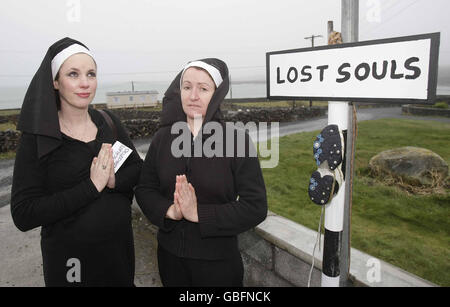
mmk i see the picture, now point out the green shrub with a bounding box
[433,102,449,109]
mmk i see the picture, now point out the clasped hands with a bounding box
[166,175,198,223]
[90,143,115,192]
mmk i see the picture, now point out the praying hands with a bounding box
[166,175,199,222]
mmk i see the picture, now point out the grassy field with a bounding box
[261,118,450,286]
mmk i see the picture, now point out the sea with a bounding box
[0,81,449,110]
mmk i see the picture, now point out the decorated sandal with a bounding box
[313,124,343,171]
[308,125,344,206]
[309,165,342,206]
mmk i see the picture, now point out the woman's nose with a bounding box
[79,76,90,88]
[190,87,199,100]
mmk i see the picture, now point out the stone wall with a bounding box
[402,105,450,118]
[0,130,20,153]
[225,107,326,124]
[109,106,327,124]
[122,119,160,139]
[114,106,327,141]
[0,106,326,152]
[108,109,161,121]
[239,228,321,287]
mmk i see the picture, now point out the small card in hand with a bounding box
[112,141,133,173]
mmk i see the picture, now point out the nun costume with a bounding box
[11,37,142,286]
[135,59,267,286]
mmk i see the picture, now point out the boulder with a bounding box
[369,147,449,186]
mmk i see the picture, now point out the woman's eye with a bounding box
[88,72,96,77]
[183,86,191,90]
[68,71,78,77]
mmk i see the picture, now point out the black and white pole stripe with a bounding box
[321,102,348,287]
[321,0,358,287]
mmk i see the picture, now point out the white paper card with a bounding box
[112,141,133,173]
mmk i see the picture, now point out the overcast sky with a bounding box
[1,0,449,87]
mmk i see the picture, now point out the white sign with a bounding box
[266,33,440,104]
[112,141,133,173]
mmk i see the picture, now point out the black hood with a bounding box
[160,58,229,128]
[17,37,90,158]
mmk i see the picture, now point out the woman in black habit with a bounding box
[135,59,268,286]
[11,37,142,286]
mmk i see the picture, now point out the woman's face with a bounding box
[181,67,215,120]
[53,53,97,110]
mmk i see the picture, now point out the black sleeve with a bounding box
[10,133,100,232]
[104,110,143,194]
[197,133,268,238]
[135,132,177,232]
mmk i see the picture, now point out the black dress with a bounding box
[11,108,142,286]
[135,58,267,286]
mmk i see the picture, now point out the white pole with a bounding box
[321,0,358,287]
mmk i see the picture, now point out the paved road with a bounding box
[1,107,448,286]
[254,106,450,142]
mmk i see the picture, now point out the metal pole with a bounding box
[340,0,358,287]
[341,0,359,43]
[304,34,323,48]
[229,74,233,99]
[304,35,323,108]
[321,0,358,287]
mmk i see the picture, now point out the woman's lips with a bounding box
[76,93,90,98]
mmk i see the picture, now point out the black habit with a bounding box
[135,59,267,285]
[11,38,142,286]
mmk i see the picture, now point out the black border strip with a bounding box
[266,32,441,104]
[323,229,342,278]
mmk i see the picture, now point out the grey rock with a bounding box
[369,146,449,186]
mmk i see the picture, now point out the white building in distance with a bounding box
[106,90,159,109]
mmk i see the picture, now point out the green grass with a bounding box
[261,118,450,286]
[0,122,17,130]
[0,109,20,116]
[0,151,16,160]
[432,102,448,109]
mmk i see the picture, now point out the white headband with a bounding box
[51,44,94,80]
[180,61,223,88]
